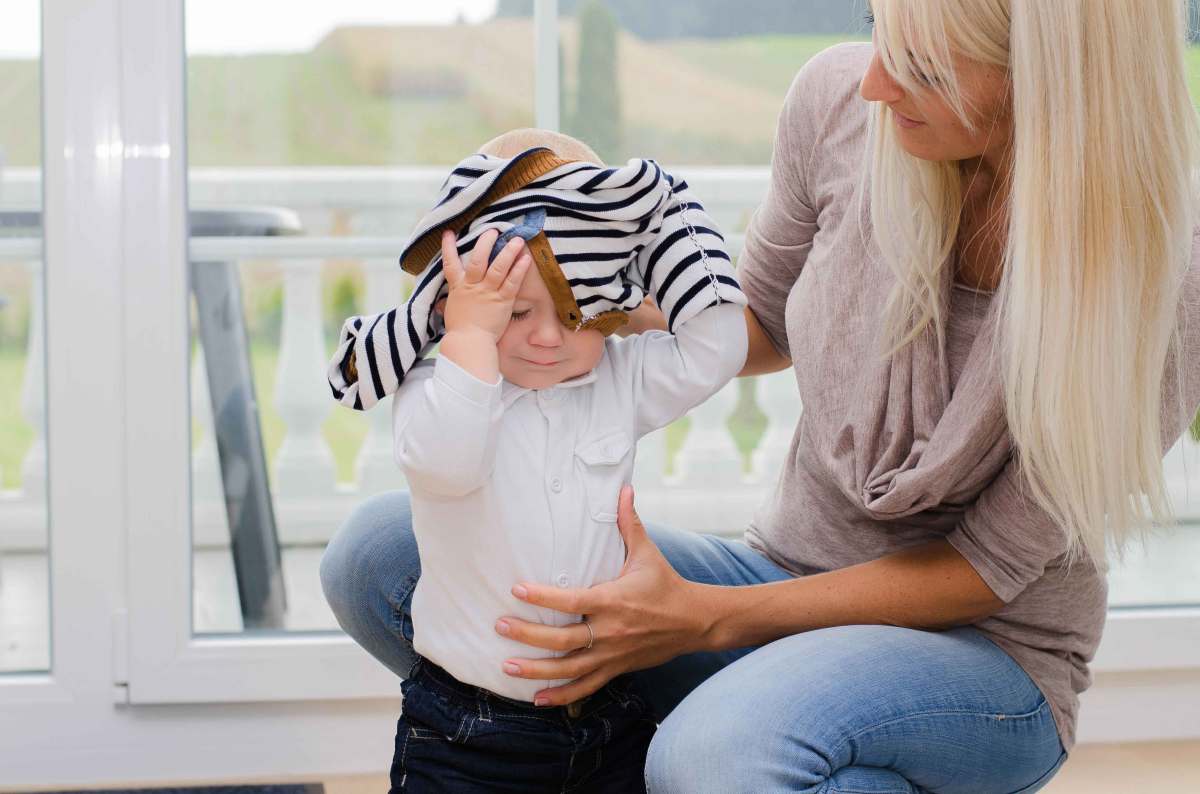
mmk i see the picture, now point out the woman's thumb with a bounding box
[616,484,648,551]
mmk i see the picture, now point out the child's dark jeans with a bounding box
[389,657,657,793]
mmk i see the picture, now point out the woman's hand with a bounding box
[495,485,712,706]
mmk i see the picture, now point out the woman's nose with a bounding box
[859,51,905,104]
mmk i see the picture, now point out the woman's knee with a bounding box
[644,714,826,794]
[644,627,948,793]
[319,490,418,621]
[645,626,1061,794]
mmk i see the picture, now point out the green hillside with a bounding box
[8,23,1200,168]
[1,21,854,168]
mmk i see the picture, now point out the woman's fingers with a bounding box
[502,650,596,681]
[495,616,591,653]
[511,581,604,615]
[532,668,613,707]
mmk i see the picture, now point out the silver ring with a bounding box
[582,619,594,650]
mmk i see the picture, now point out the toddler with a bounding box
[326,129,748,793]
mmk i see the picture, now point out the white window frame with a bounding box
[117,0,399,704]
[123,0,567,707]
[1,0,1199,786]
[3,2,398,788]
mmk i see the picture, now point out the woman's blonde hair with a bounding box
[868,0,1200,564]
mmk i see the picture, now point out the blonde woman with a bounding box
[321,0,1200,790]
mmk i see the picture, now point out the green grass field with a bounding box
[9,27,1200,166]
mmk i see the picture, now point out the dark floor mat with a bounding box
[29,786,324,794]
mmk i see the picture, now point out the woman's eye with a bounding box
[864,12,874,27]
[913,68,940,87]
[511,310,531,322]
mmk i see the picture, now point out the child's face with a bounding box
[496,246,604,389]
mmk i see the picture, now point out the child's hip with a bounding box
[390,657,656,793]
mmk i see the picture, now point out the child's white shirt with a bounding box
[392,302,747,701]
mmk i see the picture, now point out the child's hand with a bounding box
[441,229,533,342]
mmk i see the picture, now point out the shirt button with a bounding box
[550,477,563,493]
[555,573,570,588]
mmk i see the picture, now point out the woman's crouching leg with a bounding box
[643,625,1065,794]
[319,490,422,679]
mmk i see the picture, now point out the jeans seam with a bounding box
[396,721,412,789]
[1010,749,1069,794]
[450,712,473,743]
[830,699,1050,760]
[562,740,577,794]
[489,709,564,725]
[563,731,605,793]
[388,575,418,630]
[406,726,441,740]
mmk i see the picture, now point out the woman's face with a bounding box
[858,43,1012,165]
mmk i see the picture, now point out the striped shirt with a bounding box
[327,149,747,411]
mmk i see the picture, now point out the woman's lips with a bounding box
[893,110,925,129]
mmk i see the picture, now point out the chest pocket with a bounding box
[574,431,633,523]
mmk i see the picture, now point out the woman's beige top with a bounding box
[738,43,1200,750]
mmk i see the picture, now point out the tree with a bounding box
[566,0,621,162]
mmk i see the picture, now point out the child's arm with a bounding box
[618,174,749,436]
[634,171,747,332]
[620,303,748,438]
[391,231,531,497]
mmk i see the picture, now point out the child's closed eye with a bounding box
[511,309,531,321]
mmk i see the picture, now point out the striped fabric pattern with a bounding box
[327,148,747,411]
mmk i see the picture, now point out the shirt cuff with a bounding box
[945,526,1025,604]
[433,354,502,407]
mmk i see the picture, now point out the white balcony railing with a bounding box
[1,167,1198,620]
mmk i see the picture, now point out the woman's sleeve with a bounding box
[948,253,1200,603]
[736,53,829,359]
[944,460,1072,604]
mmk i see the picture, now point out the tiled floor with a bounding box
[319,740,1200,793]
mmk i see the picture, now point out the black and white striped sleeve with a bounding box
[635,174,747,331]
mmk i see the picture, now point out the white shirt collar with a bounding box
[501,368,598,400]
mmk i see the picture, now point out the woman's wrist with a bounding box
[689,577,821,652]
[686,580,746,653]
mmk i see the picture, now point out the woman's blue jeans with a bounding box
[320,491,1067,794]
